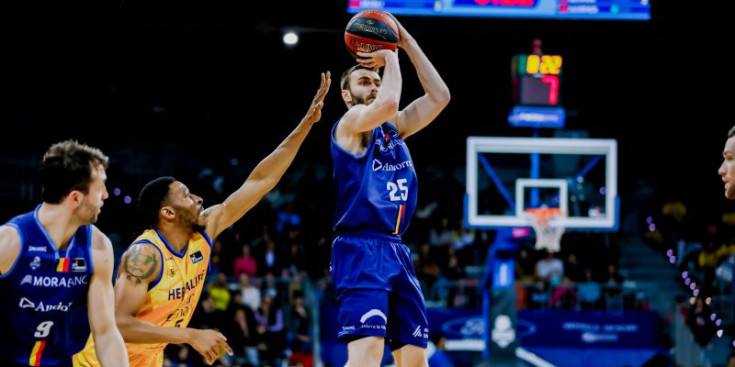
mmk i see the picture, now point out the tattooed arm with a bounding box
[113,242,176,342]
[113,242,231,364]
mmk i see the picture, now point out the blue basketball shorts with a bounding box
[330,230,429,349]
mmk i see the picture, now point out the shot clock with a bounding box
[507,40,566,128]
[512,53,562,107]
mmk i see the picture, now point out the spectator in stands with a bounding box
[603,262,624,284]
[577,268,601,310]
[536,250,564,287]
[167,345,194,367]
[238,273,261,311]
[515,247,536,283]
[283,241,307,276]
[727,352,735,367]
[441,243,468,308]
[414,242,440,295]
[233,243,258,279]
[255,294,287,367]
[209,272,232,311]
[189,292,225,333]
[427,332,454,367]
[601,263,623,311]
[261,272,279,300]
[550,275,577,310]
[430,214,455,250]
[257,236,284,277]
[288,290,313,367]
[275,201,301,235]
[226,290,260,367]
[209,239,225,281]
[451,217,475,263]
[564,253,585,283]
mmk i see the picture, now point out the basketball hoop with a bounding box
[525,208,566,253]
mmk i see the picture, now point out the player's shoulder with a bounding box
[118,239,163,283]
[89,225,113,251]
[0,224,20,240]
[0,225,21,251]
[123,239,163,263]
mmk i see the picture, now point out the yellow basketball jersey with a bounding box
[73,229,212,367]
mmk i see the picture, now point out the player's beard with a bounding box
[352,93,375,106]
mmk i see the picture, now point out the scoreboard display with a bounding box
[347,0,650,20]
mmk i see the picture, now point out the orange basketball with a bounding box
[344,10,399,59]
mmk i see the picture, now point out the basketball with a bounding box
[344,10,399,59]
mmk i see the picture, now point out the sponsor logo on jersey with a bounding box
[29,256,41,270]
[359,309,387,323]
[372,159,412,172]
[375,132,404,152]
[71,258,87,272]
[411,326,429,338]
[18,297,74,312]
[28,246,47,253]
[372,159,383,171]
[189,250,204,264]
[20,275,89,288]
[168,271,206,300]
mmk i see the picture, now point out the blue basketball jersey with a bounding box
[0,206,94,366]
[331,121,417,236]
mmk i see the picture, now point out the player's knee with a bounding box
[347,336,385,367]
[393,344,428,367]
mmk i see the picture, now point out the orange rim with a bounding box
[525,208,564,225]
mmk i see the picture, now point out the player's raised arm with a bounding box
[338,50,401,136]
[389,15,450,139]
[203,71,331,239]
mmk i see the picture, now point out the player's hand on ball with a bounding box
[385,13,411,49]
[356,49,398,68]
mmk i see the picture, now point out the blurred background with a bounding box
[2,0,735,366]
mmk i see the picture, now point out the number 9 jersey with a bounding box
[331,121,417,236]
[0,207,94,366]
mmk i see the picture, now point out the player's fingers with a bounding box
[220,340,234,356]
[201,350,214,365]
[207,348,218,364]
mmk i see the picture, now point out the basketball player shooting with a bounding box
[331,12,451,367]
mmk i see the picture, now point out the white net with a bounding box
[526,209,566,253]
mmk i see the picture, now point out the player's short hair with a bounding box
[138,176,176,228]
[37,140,109,204]
[340,64,379,91]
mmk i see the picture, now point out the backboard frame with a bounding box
[465,136,618,231]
